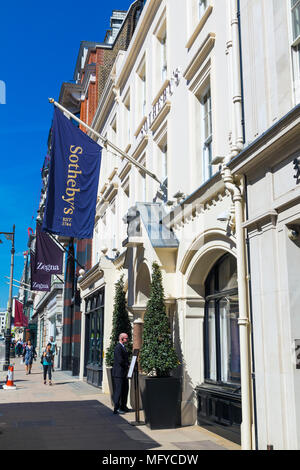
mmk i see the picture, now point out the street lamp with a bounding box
[0,225,15,371]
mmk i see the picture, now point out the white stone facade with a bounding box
[77,0,300,449]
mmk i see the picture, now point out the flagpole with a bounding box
[48,98,163,186]
[5,277,31,288]
[7,283,32,293]
[35,221,86,271]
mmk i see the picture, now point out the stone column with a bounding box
[133,318,144,352]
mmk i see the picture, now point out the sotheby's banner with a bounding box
[42,107,102,239]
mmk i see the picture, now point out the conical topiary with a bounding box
[105,275,132,367]
[139,262,179,377]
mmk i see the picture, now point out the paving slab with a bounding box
[0,361,240,451]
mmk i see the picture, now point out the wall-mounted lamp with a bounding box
[217,211,230,222]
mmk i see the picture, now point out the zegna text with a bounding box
[36,262,60,273]
[62,145,83,217]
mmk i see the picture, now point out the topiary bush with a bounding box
[105,275,132,367]
[139,262,179,377]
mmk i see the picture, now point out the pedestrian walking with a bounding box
[22,340,37,375]
[15,339,23,357]
[42,343,54,385]
[112,333,130,415]
[49,336,57,371]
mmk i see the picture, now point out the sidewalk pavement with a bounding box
[0,359,240,451]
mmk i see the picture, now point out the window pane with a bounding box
[89,314,94,363]
[207,301,217,381]
[219,296,240,384]
[203,91,212,140]
[96,311,101,364]
[292,1,300,40]
[203,139,212,181]
[199,0,207,18]
[218,255,238,291]
[162,144,168,180]
[202,89,212,182]
[161,33,167,81]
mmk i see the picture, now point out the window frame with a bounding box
[290,0,300,103]
[204,254,240,388]
[85,290,105,368]
[136,58,147,119]
[153,12,168,92]
[201,87,213,183]
[291,0,300,43]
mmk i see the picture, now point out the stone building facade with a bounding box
[76,0,300,450]
[20,0,300,450]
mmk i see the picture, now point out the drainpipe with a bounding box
[230,0,244,156]
[223,0,253,449]
[222,166,252,450]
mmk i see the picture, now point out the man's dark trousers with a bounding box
[112,377,129,411]
[112,342,129,411]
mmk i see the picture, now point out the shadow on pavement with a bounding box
[0,400,160,450]
[49,381,78,386]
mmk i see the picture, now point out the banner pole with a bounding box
[35,222,86,271]
[48,98,162,186]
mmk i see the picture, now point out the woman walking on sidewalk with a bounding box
[42,343,54,385]
[22,340,37,375]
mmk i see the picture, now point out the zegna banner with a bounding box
[34,223,63,275]
[30,250,51,292]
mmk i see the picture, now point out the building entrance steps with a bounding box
[0,360,240,450]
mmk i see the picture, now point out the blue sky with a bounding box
[0,0,133,309]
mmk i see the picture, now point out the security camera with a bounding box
[288,228,299,241]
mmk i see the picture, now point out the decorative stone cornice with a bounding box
[186,5,213,50]
[184,33,216,82]
[228,104,300,174]
[115,0,163,90]
[118,161,132,182]
[150,101,171,133]
[242,210,278,232]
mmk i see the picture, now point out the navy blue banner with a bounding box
[42,107,102,239]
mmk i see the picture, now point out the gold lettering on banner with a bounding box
[62,145,83,224]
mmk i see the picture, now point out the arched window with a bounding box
[204,254,240,385]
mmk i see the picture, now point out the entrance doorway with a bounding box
[84,289,105,387]
[196,253,242,444]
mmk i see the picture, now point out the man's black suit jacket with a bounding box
[112,342,129,378]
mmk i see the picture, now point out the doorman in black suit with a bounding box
[112,333,130,414]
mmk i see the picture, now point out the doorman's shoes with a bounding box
[113,408,125,415]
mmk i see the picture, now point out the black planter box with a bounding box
[139,376,181,430]
[86,363,103,388]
